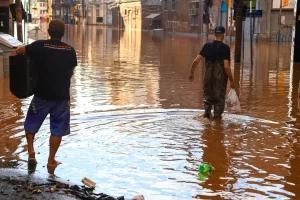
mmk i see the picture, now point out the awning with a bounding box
[145,13,161,20]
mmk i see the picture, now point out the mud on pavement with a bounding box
[0,168,76,200]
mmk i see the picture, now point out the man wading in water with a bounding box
[189,26,235,120]
[16,20,77,169]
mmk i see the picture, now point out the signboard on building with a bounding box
[246,9,263,17]
[243,0,256,8]
[273,0,294,9]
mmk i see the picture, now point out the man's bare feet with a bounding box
[47,165,56,175]
[47,160,62,167]
[28,152,37,165]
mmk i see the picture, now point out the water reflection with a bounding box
[196,121,228,199]
[0,78,27,167]
[284,62,300,197]
[0,26,299,199]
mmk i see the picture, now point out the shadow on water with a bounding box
[195,121,228,199]
[0,25,300,199]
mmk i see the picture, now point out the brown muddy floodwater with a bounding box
[1,25,300,199]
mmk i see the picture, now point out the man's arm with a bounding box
[189,55,203,82]
[224,60,235,89]
[16,46,26,55]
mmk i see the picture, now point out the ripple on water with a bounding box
[0,28,299,199]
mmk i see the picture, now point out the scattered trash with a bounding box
[47,177,70,188]
[132,195,145,200]
[81,177,96,189]
[56,182,69,189]
[198,163,214,181]
[265,175,282,181]
[32,189,41,194]
[50,187,55,193]
[66,184,125,200]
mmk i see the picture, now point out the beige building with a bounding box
[107,0,161,30]
[86,0,106,25]
[29,0,52,20]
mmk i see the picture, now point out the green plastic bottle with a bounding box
[198,173,207,181]
[199,163,213,173]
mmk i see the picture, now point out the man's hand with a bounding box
[16,46,26,55]
[189,73,194,82]
[189,55,203,83]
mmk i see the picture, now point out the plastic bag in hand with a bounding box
[225,89,241,113]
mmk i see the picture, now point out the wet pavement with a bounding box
[1,25,300,199]
[0,168,77,200]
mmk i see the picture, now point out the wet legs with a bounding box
[204,98,214,118]
[48,136,62,167]
[26,131,37,165]
[26,132,62,167]
[213,98,225,119]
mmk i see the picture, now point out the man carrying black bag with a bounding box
[189,26,235,120]
[16,20,77,169]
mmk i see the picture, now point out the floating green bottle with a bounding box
[198,163,214,181]
[199,163,213,173]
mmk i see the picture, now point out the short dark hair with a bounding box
[48,20,65,39]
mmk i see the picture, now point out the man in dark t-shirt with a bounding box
[16,20,77,169]
[189,26,235,120]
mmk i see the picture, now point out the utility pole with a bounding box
[234,0,243,62]
[250,1,253,69]
[16,0,23,42]
[230,5,233,46]
[204,0,212,42]
[278,0,283,42]
[118,0,121,32]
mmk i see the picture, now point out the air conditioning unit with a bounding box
[189,9,199,15]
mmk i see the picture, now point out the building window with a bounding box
[190,15,199,27]
[96,17,103,23]
[164,0,168,10]
[172,0,175,10]
[195,15,199,26]
[96,9,100,16]
[125,9,127,15]
[136,9,139,16]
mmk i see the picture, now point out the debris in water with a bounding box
[32,189,41,194]
[265,175,282,181]
[198,163,214,181]
[132,195,145,200]
[81,177,96,189]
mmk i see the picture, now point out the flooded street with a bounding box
[1,25,300,199]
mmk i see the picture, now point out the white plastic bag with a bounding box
[225,89,241,113]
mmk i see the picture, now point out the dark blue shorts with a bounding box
[24,96,70,137]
